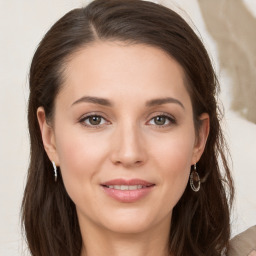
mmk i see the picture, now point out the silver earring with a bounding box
[190,164,200,192]
[52,161,57,182]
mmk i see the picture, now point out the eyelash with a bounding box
[79,112,176,129]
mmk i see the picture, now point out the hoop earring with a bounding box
[190,164,200,192]
[52,161,57,182]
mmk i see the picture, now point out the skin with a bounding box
[37,41,209,256]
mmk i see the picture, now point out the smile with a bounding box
[101,179,155,203]
[103,185,151,190]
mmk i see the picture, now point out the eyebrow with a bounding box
[146,97,184,109]
[71,96,184,109]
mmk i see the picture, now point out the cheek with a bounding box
[54,128,109,197]
[151,130,195,204]
[152,128,195,172]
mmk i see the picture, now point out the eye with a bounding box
[148,114,176,127]
[79,114,108,128]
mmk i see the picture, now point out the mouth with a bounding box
[101,179,155,203]
[102,184,154,190]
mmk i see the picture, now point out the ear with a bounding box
[192,113,210,164]
[37,107,60,166]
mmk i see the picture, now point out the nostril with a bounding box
[135,160,143,165]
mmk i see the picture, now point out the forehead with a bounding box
[58,41,191,108]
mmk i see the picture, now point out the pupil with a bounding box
[155,116,165,125]
[90,116,101,125]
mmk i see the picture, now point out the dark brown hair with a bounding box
[22,0,234,255]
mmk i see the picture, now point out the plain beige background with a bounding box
[0,0,255,255]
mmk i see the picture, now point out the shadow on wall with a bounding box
[198,0,256,124]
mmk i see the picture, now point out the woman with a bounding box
[21,0,234,255]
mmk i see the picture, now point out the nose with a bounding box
[110,121,147,168]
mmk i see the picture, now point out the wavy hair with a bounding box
[22,0,234,255]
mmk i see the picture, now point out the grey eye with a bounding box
[148,114,176,127]
[80,115,107,127]
[153,116,167,125]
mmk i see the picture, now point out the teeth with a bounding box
[106,185,146,190]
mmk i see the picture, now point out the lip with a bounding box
[101,179,155,203]
[102,179,154,186]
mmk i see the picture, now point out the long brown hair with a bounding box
[22,0,234,255]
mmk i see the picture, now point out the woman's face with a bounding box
[38,41,209,235]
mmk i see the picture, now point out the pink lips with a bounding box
[101,179,155,203]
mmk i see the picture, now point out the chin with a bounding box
[104,220,153,235]
[98,208,165,235]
